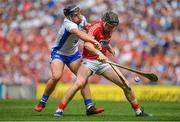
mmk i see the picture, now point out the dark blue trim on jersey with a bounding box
[54,29,71,50]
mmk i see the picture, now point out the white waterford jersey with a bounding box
[52,15,87,55]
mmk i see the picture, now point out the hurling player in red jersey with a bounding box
[54,11,152,117]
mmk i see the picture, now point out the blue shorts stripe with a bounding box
[51,50,81,65]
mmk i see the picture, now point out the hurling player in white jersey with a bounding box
[34,4,104,115]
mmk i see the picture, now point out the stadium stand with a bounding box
[0,0,179,88]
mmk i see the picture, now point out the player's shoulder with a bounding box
[87,21,102,30]
[91,21,102,27]
[86,21,103,35]
[63,18,77,26]
[63,18,78,30]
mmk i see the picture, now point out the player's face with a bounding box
[103,23,117,33]
[71,12,82,24]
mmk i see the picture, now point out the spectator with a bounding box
[0,0,179,85]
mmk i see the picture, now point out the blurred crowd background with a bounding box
[0,0,179,86]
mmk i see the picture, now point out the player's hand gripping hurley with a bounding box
[106,60,158,81]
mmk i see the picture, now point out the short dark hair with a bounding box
[63,4,80,17]
[102,11,119,26]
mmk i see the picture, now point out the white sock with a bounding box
[87,104,93,109]
[56,108,63,113]
[135,108,142,115]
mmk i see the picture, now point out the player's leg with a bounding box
[81,82,104,116]
[43,60,65,99]
[35,51,65,112]
[101,65,152,117]
[54,63,92,117]
[68,58,104,115]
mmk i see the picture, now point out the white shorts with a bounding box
[82,59,111,75]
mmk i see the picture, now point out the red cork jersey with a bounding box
[83,21,111,60]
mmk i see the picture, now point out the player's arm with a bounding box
[70,28,102,50]
[107,44,115,56]
[84,42,108,62]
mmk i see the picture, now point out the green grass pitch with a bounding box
[0,100,180,121]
